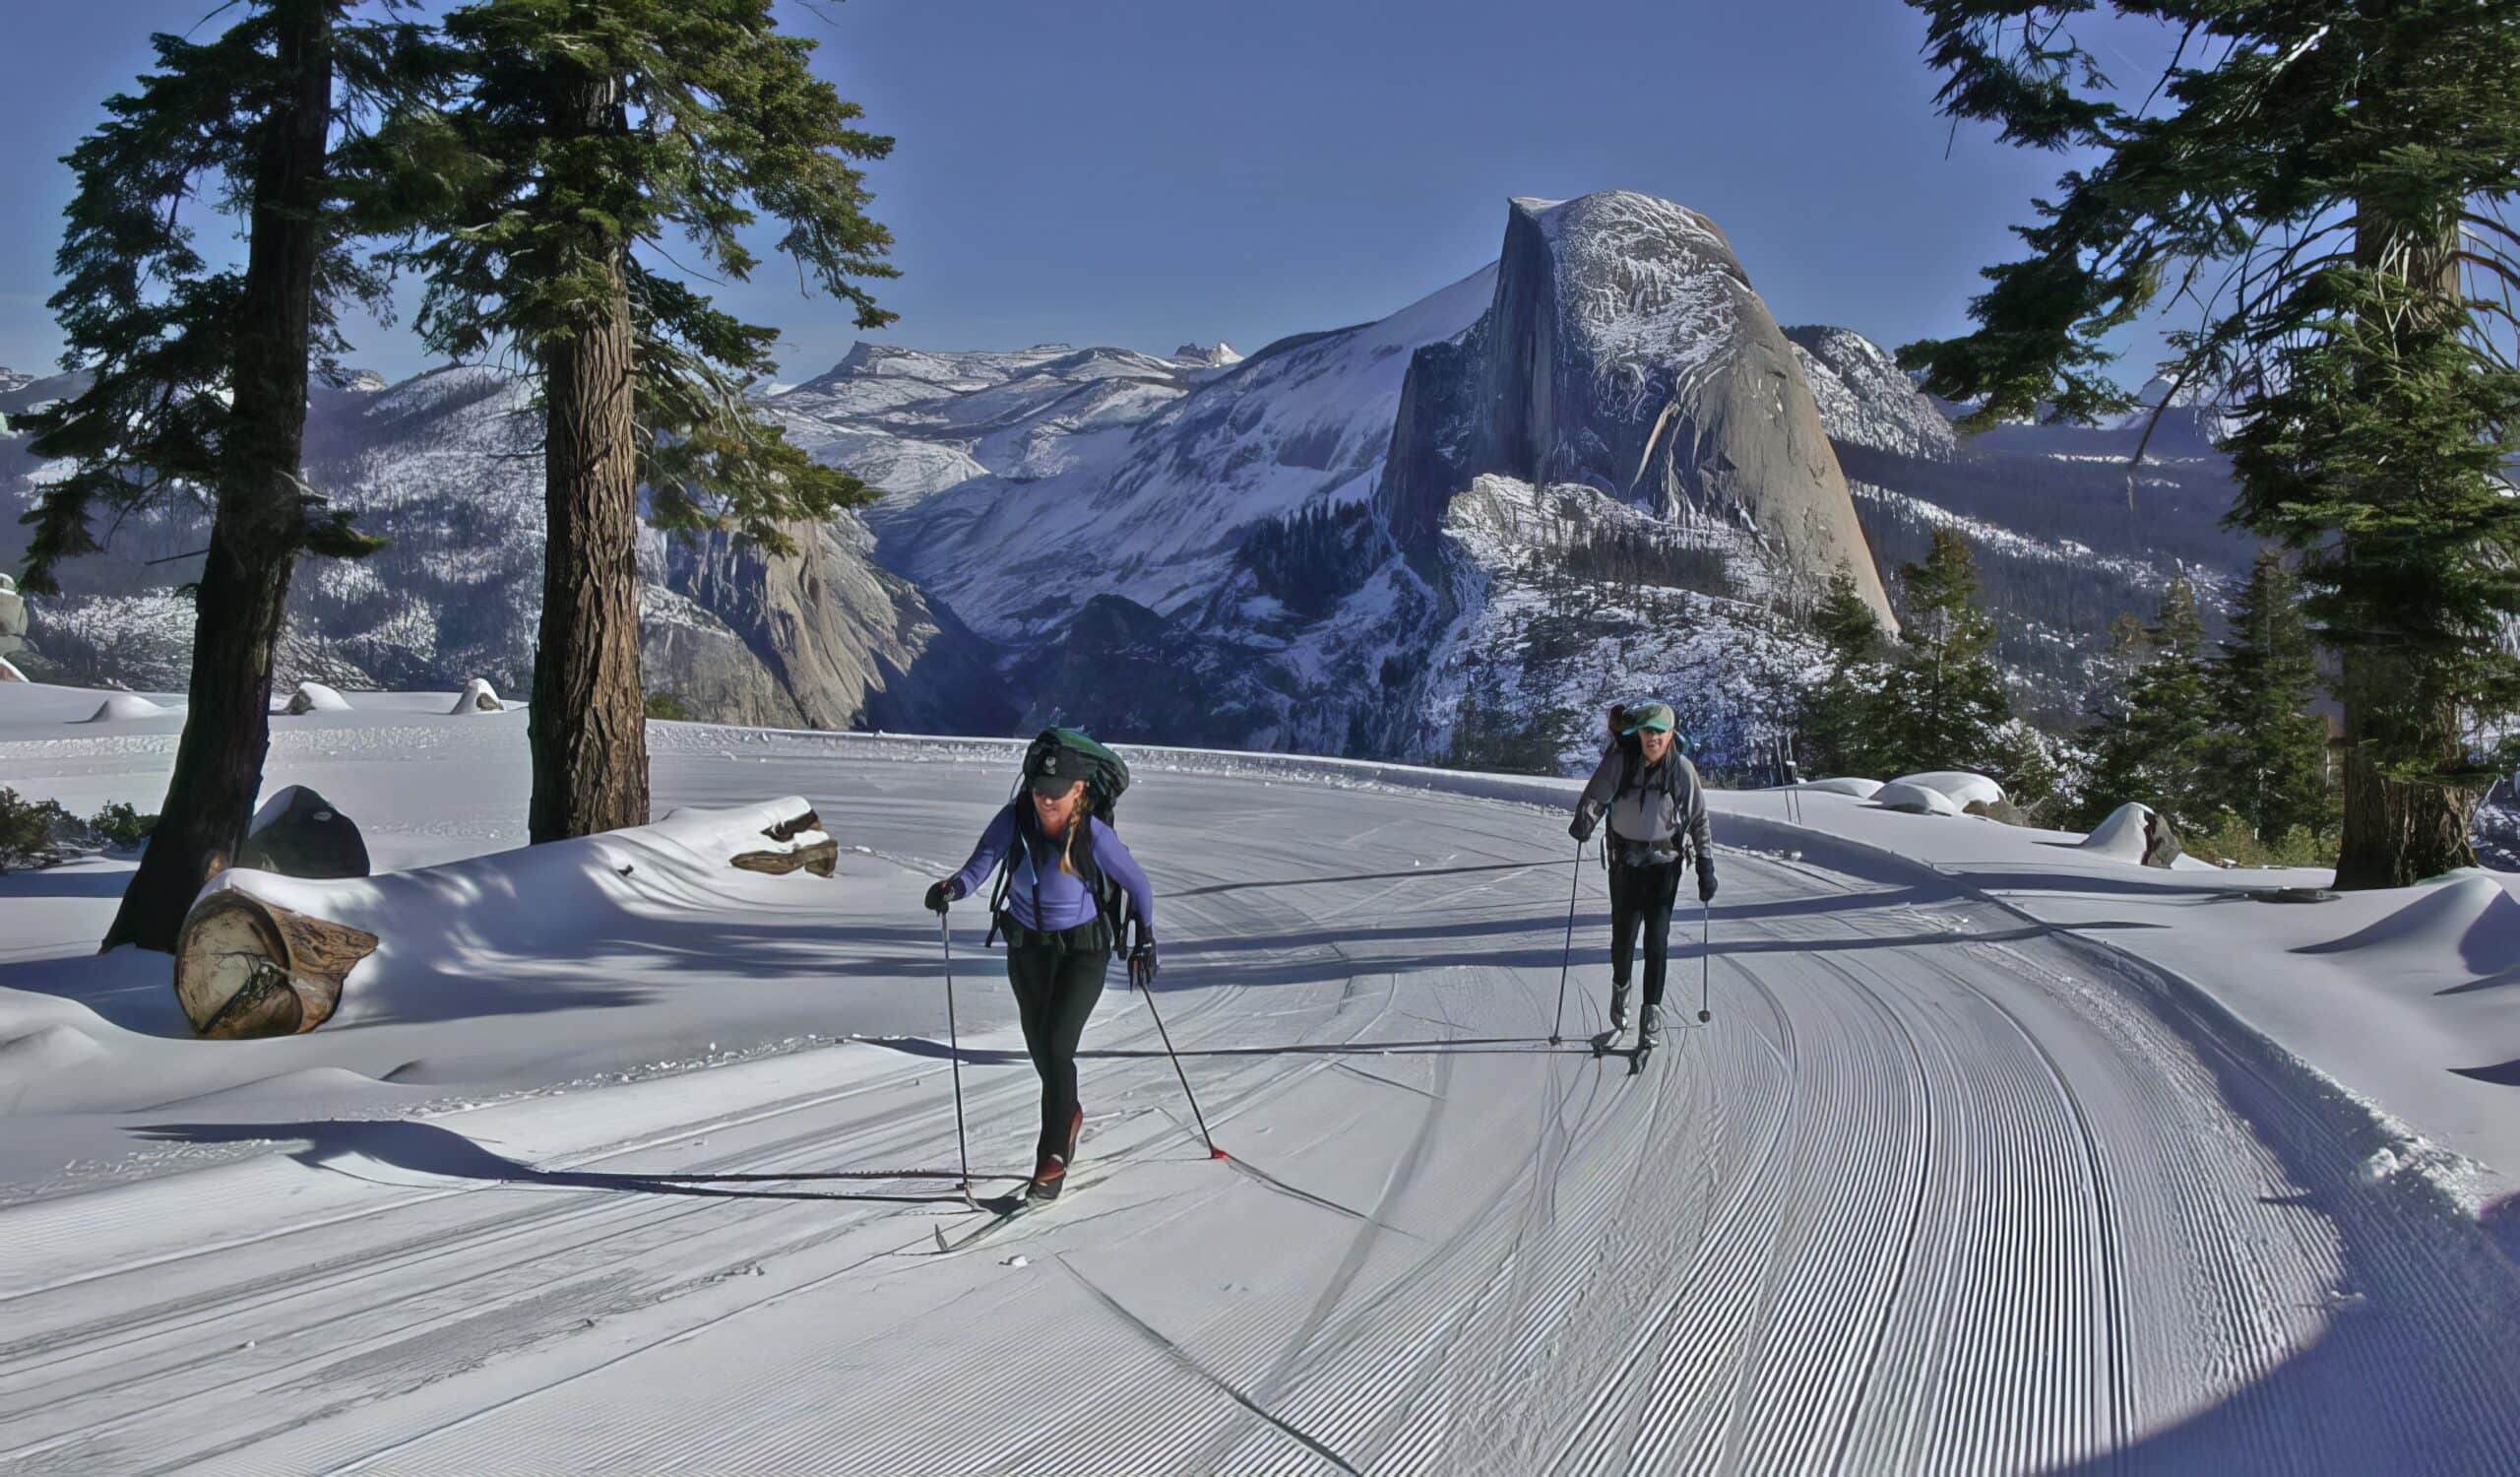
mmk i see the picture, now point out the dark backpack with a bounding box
[983,728,1137,948]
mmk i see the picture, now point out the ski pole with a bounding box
[939,909,976,1205]
[1138,966,1227,1161]
[1697,898,1714,1023]
[1548,840,1581,1045]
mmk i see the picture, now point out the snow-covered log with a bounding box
[729,806,840,877]
[173,889,378,1039]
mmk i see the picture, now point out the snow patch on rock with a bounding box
[449,678,505,715]
[284,680,352,714]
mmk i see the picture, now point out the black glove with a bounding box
[923,878,962,914]
[1697,864,1718,904]
[1127,941,1159,989]
[1568,814,1594,844]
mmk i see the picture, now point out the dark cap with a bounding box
[1027,751,1085,795]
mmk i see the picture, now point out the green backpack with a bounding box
[982,728,1136,947]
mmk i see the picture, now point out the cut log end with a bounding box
[174,889,378,1039]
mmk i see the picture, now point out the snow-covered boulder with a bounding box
[284,680,352,715]
[449,677,504,714]
[1795,777,1883,799]
[241,785,370,880]
[2079,803,2185,867]
[1873,781,1964,816]
[79,693,169,723]
[1888,771,2006,809]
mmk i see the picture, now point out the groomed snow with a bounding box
[1,694,2516,1472]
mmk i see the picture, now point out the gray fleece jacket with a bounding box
[1571,745,1714,874]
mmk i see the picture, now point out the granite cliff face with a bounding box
[1382,193,1896,626]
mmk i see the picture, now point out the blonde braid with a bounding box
[1058,781,1086,875]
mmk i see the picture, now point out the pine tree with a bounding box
[382,0,897,843]
[21,3,437,952]
[2079,578,2218,831]
[2209,550,2334,841]
[1877,530,2010,775]
[1797,567,1893,777]
[1985,719,2062,817]
[1902,1,2520,886]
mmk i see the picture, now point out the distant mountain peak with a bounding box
[1171,341,1241,366]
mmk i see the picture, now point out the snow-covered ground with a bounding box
[3,690,2518,1472]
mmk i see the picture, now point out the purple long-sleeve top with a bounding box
[947,806,1156,941]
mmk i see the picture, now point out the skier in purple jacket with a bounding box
[925,772,1156,1198]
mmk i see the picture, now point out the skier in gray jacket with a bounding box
[1568,700,1716,1047]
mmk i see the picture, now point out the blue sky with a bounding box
[0,1,2180,386]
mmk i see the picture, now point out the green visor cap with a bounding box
[1621,701,1676,736]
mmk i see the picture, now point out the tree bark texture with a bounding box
[2333,648,2477,888]
[528,68,651,845]
[103,2,332,953]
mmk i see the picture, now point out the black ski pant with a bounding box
[1004,922,1110,1167]
[1607,858,1682,1009]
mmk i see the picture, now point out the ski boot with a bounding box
[1638,1002,1663,1052]
[1029,1152,1068,1201]
[1609,981,1631,1033]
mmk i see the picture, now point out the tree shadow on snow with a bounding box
[132,1120,975,1205]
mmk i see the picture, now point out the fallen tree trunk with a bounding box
[173,888,378,1039]
[731,805,839,876]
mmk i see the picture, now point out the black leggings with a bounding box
[1608,859,1682,1008]
[1006,931,1110,1164]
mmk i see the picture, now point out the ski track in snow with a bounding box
[4,745,2520,1472]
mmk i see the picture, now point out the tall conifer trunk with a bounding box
[102,1,332,953]
[2334,653,2475,888]
[527,65,650,844]
[2331,212,2478,889]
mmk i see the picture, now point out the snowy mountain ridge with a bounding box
[2,189,2256,763]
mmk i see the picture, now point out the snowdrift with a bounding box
[2297,873,2520,977]
[185,798,836,1034]
[1888,771,2006,808]
[1872,781,1963,816]
[1794,777,1882,799]
[79,694,170,723]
